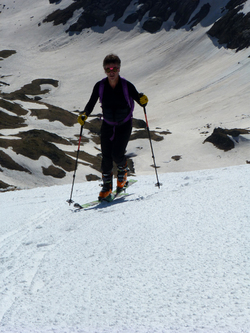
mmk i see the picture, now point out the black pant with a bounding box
[101,120,132,174]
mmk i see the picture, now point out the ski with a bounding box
[74,179,137,210]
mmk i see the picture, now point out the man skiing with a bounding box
[78,54,148,201]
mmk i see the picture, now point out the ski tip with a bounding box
[73,203,82,209]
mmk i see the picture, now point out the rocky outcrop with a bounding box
[203,128,250,151]
[43,0,250,50]
[189,3,211,29]
[44,0,132,32]
[207,1,250,51]
[0,50,16,59]
[44,0,202,33]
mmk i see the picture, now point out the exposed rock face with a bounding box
[44,0,132,32]
[189,3,211,29]
[207,1,250,51]
[44,0,201,32]
[44,0,250,50]
[43,0,250,50]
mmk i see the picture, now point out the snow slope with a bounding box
[1,165,250,332]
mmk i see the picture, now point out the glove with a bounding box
[139,93,148,106]
[77,112,88,126]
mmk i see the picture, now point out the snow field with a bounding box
[1,165,250,332]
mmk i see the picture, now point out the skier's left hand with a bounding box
[139,93,148,106]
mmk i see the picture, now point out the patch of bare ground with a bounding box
[203,127,250,151]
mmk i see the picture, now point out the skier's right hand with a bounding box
[77,112,88,126]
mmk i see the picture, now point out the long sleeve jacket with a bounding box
[83,77,141,123]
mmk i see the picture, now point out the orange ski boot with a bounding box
[117,163,129,194]
[98,172,113,201]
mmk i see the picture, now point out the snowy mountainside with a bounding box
[1,0,250,190]
[0,165,250,332]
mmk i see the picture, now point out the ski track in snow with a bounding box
[1,165,250,333]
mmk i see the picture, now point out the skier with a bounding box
[78,54,148,201]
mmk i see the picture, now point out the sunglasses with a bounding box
[105,67,119,73]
